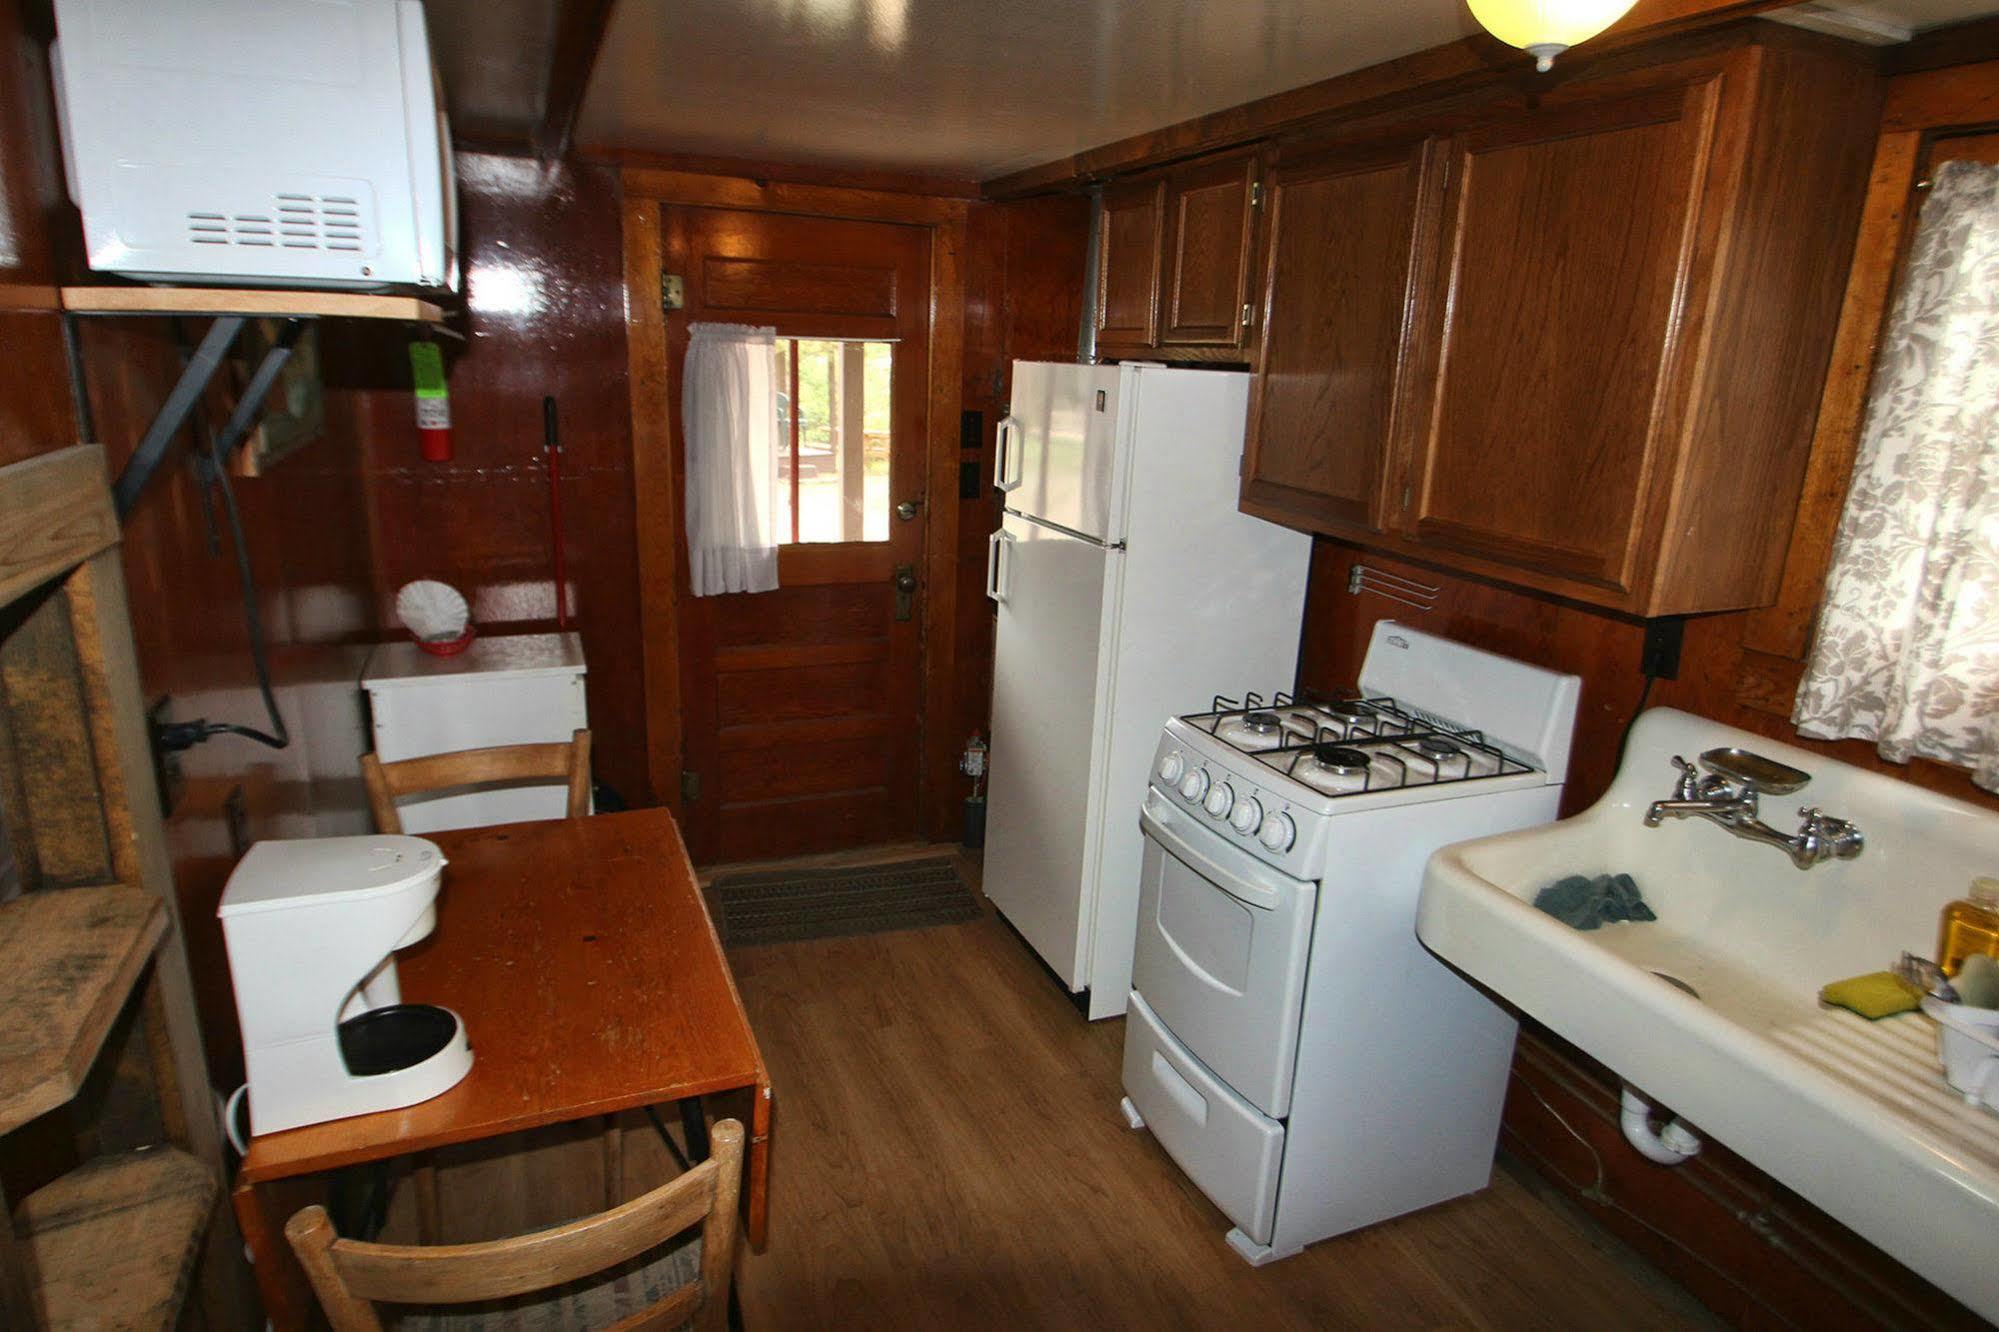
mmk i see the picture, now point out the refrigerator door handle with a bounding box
[986,529,1016,604]
[994,414,1023,492]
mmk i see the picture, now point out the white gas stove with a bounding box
[1120,623,1581,1265]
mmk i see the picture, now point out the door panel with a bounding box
[1160,150,1259,349]
[982,512,1112,989]
[662,206,933,863]
[1004,360,1123,540]
[1095,178,1164,347]
[1241,135,1434,536]
[1410,83,1715,591]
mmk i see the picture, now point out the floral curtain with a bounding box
[1794,160,1999,791]
[683,323,782,596]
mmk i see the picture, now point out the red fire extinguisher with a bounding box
[409,340,452,462]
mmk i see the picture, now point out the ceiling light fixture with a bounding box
[1465,0,1640,72]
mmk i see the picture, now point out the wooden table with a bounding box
[231,809,771,1329]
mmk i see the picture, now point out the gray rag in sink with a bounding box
[1533,873,1656,931]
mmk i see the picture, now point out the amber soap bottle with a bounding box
[1938,877,1999,976]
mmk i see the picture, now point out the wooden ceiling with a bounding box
[423,0,1999,182]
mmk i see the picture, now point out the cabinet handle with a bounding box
[994,415,1023,492]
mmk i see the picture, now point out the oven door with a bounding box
[1132,787,1317,1118]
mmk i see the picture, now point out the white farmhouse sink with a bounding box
[1418,707,1999,1317]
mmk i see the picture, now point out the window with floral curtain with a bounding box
[1793,160,1999,791]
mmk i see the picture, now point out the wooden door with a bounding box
[1406,80,1719,593]
[1240,135,1438,535]
[1158,150,1260,350]
[661,207,933,863]
[1093,177,1164,349]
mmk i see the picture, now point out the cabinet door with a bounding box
[1407,80,1719,594]
[1159,151,1259,349]
[1095,178,1164,348]
[1240,136,1436,534]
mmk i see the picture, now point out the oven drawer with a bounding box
[1133,789,1317,1117]
[1123,991,1284,1246]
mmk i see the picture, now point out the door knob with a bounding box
[896,499,923,522]
[893,563,917,621]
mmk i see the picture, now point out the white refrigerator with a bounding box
[984,362,1311,1020]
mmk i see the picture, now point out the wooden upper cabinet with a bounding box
[1240,136,1435,535]
[1407,82,1716,595]
[1095,150,1262,360]
[1158,150,1260,350]
[1242,31,1880,616]
[1094,178,1164,348]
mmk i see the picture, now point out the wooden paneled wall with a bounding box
[328,154,650,806]
[0,0,74,465]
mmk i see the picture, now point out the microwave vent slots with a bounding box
[187,195,366,252]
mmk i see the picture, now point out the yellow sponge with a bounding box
[1819,971,1922,1020]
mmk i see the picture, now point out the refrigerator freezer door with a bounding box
[1005,361,1125,541]
[983,512,1117,989]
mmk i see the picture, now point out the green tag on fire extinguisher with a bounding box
[408,341,449,430]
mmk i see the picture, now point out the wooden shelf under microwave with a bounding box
[60,284,447,323]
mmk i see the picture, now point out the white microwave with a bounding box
[52,0,459,291]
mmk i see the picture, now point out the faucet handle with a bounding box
[1668,754,1699,799]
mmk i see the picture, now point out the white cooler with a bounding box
[361,632,588,832]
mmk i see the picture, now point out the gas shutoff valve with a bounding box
[961,735,988,779]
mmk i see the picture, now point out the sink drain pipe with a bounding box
[1620,1085,1703,1165]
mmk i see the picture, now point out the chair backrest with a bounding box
[362,728,592,833]
[287,1118,743,1332]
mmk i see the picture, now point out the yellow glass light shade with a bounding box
[1465,0,1640,70]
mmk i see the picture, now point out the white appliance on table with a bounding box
[362,632,587,833]
[220,834,471,1135]
[50,0,458,290]
[1120,623,1580,1265]
[983,361,1311,1021]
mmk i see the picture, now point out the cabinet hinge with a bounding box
[661,273,685,311]
[1241,301,1253,328]
[1401,483,1413,512]
[1249,180,1262,207]
[680,769,701,802]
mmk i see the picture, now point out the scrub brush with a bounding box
[395,580,474,655]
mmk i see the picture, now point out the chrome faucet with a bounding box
[1643,750,1864,870]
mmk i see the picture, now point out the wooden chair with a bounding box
[362,729,593,834]
[361,728,602,1240]
[286,1119,743,1332]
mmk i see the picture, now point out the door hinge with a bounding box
[1401,483,1413,512]
[680,769,701,802]
[1238,452,1247,477]
[1249,180,1262,207]
[661,273,685,311]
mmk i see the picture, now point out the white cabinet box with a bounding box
[361,633,587,833]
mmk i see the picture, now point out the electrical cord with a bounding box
[1611,672,1656,777]
[154,327,290,755]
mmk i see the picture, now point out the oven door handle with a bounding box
[1140,790,1302,912]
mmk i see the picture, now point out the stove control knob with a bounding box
[1258,810,1296,852]
[1203,782,1234,819]
[1158,751,1185,785]
[1230,796,1262,835]
[1178,768,1209,803]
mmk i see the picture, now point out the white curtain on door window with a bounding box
[684,322,781,596]
[1793,160,1999,791]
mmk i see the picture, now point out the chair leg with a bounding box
[413,1155,441,1243]
[679,1097,709,1160]
[602,1113,623,1207]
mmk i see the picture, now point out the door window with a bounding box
[773,338,894,544]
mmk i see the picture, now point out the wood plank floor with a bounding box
[725,855,1717,1330]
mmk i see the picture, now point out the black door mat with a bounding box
[708,856,980,948]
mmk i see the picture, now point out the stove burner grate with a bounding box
[1309,745,1371,775]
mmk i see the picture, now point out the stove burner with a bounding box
[1413,737,1464,759]
[1318,701,1372,721]
[1310,745,1371,776]
[1239,710,1283,734]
